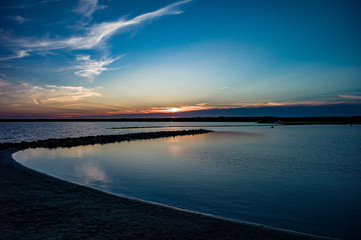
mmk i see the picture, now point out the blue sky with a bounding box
[0,0,360,118]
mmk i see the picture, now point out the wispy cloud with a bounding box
[74,55,122,81]
[0,50,29,61]
[6,0,191,51]
[74,0,106,18]
[0,77,104,118]
[0,0,60,9]
[0,79,101,105]
[339,94,361,100]
[37,85,101,103]
[9,15,29,24]
[39,0,60,4]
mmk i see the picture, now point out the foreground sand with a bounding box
[0,149,332,240]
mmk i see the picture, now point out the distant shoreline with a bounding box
[0,130,333,239]
[0,116,360,124]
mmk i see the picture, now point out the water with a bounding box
[0,121,254,143]
[11,123,361,239]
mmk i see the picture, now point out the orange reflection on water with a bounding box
[75,161,108,184]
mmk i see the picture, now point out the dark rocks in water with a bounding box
[0,129,213,150]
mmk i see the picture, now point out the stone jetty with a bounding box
[0,129,213,150]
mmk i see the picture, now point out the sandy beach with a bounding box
[0,146,336,240]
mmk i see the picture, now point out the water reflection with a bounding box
[13,126,361,240]
[75,161,108,185]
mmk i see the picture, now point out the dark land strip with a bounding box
[1,116,360,124]
[108,124,278,130]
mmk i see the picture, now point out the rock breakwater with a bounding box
[0,129,213,150]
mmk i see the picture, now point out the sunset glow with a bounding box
[167,108,182,113]
[0,0,360,118]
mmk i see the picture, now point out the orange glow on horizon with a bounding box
[98,101,341,118]
[10,101,346,119]
[165,108,182,113]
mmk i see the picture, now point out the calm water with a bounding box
[13,124,361,239]
[0,121,254,143]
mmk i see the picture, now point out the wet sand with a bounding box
[0,148,332,240]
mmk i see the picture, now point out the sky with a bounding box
[0,0,360,118]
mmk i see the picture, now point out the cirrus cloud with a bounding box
[2,0,192,52]
[0,78,101,106]
[339,94,361,100]
[74,0,106,18]
[74,55,123,81]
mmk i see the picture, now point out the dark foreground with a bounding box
[0,132,333,239]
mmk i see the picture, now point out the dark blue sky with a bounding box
[0,0,360,118]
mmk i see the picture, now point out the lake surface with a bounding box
[12,124,361,239]
[0,121,255,143]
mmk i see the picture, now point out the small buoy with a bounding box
[271,125,274,128]
[350,124,352,127]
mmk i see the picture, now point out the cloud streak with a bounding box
[10,15,29,24]
[0,0,60,9]
[0,79,101,106]
[7,0,191,52]
[0,50,29,61]
[339,94,361,100]
[74,55,123,81]
[0,78,105,118]
[74,0,105,18]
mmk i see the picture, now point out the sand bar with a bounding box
[0,131,335,239]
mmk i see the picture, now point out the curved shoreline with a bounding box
[0,131,334,239]
[0,129,213,149]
